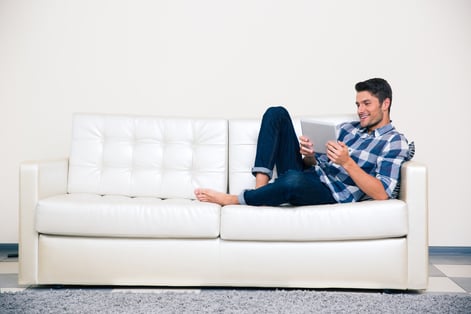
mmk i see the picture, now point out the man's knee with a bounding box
[263,106,290,120]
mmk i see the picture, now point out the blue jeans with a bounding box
[240,106,336,206]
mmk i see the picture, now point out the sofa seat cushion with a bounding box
[36,194,221,238]
[220,199,408,241]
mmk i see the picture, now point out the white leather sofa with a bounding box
[19,113,428,290]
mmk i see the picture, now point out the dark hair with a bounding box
[355,78,392,107]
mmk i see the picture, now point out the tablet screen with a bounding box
[300,120,339,154]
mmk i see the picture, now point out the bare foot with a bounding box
[194,188,239,206]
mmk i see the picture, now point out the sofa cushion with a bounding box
[36,194,221,238]
[220,199,408,241]
[68,114,228,199]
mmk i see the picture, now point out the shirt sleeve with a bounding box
[376,134,410,199]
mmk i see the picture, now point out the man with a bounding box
[195,78,412,206]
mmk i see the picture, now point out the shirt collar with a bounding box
[359,122,394,137]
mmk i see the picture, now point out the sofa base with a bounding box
[38,235,408,289]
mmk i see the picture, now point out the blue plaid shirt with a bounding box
[314,121,411,203]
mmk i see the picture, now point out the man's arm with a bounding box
[326,141,389,200]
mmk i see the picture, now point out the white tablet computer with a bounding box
[300,120,339,154]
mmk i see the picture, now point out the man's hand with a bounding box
[299,135,316,166]
[326,141,350,166]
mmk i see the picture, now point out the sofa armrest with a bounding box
[399,160,429,289]
[19,158,69,285]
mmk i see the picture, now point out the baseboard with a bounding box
[429,246,471,255]
[2,244,471,256]
[0,243,19,258]
[0,243,18,251]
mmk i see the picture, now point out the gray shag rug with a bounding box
[1,288,471,314]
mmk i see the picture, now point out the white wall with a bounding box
[1,0,470,246]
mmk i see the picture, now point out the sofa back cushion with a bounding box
[68,114,228,199]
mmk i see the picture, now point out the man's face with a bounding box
[355,91,390,132]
